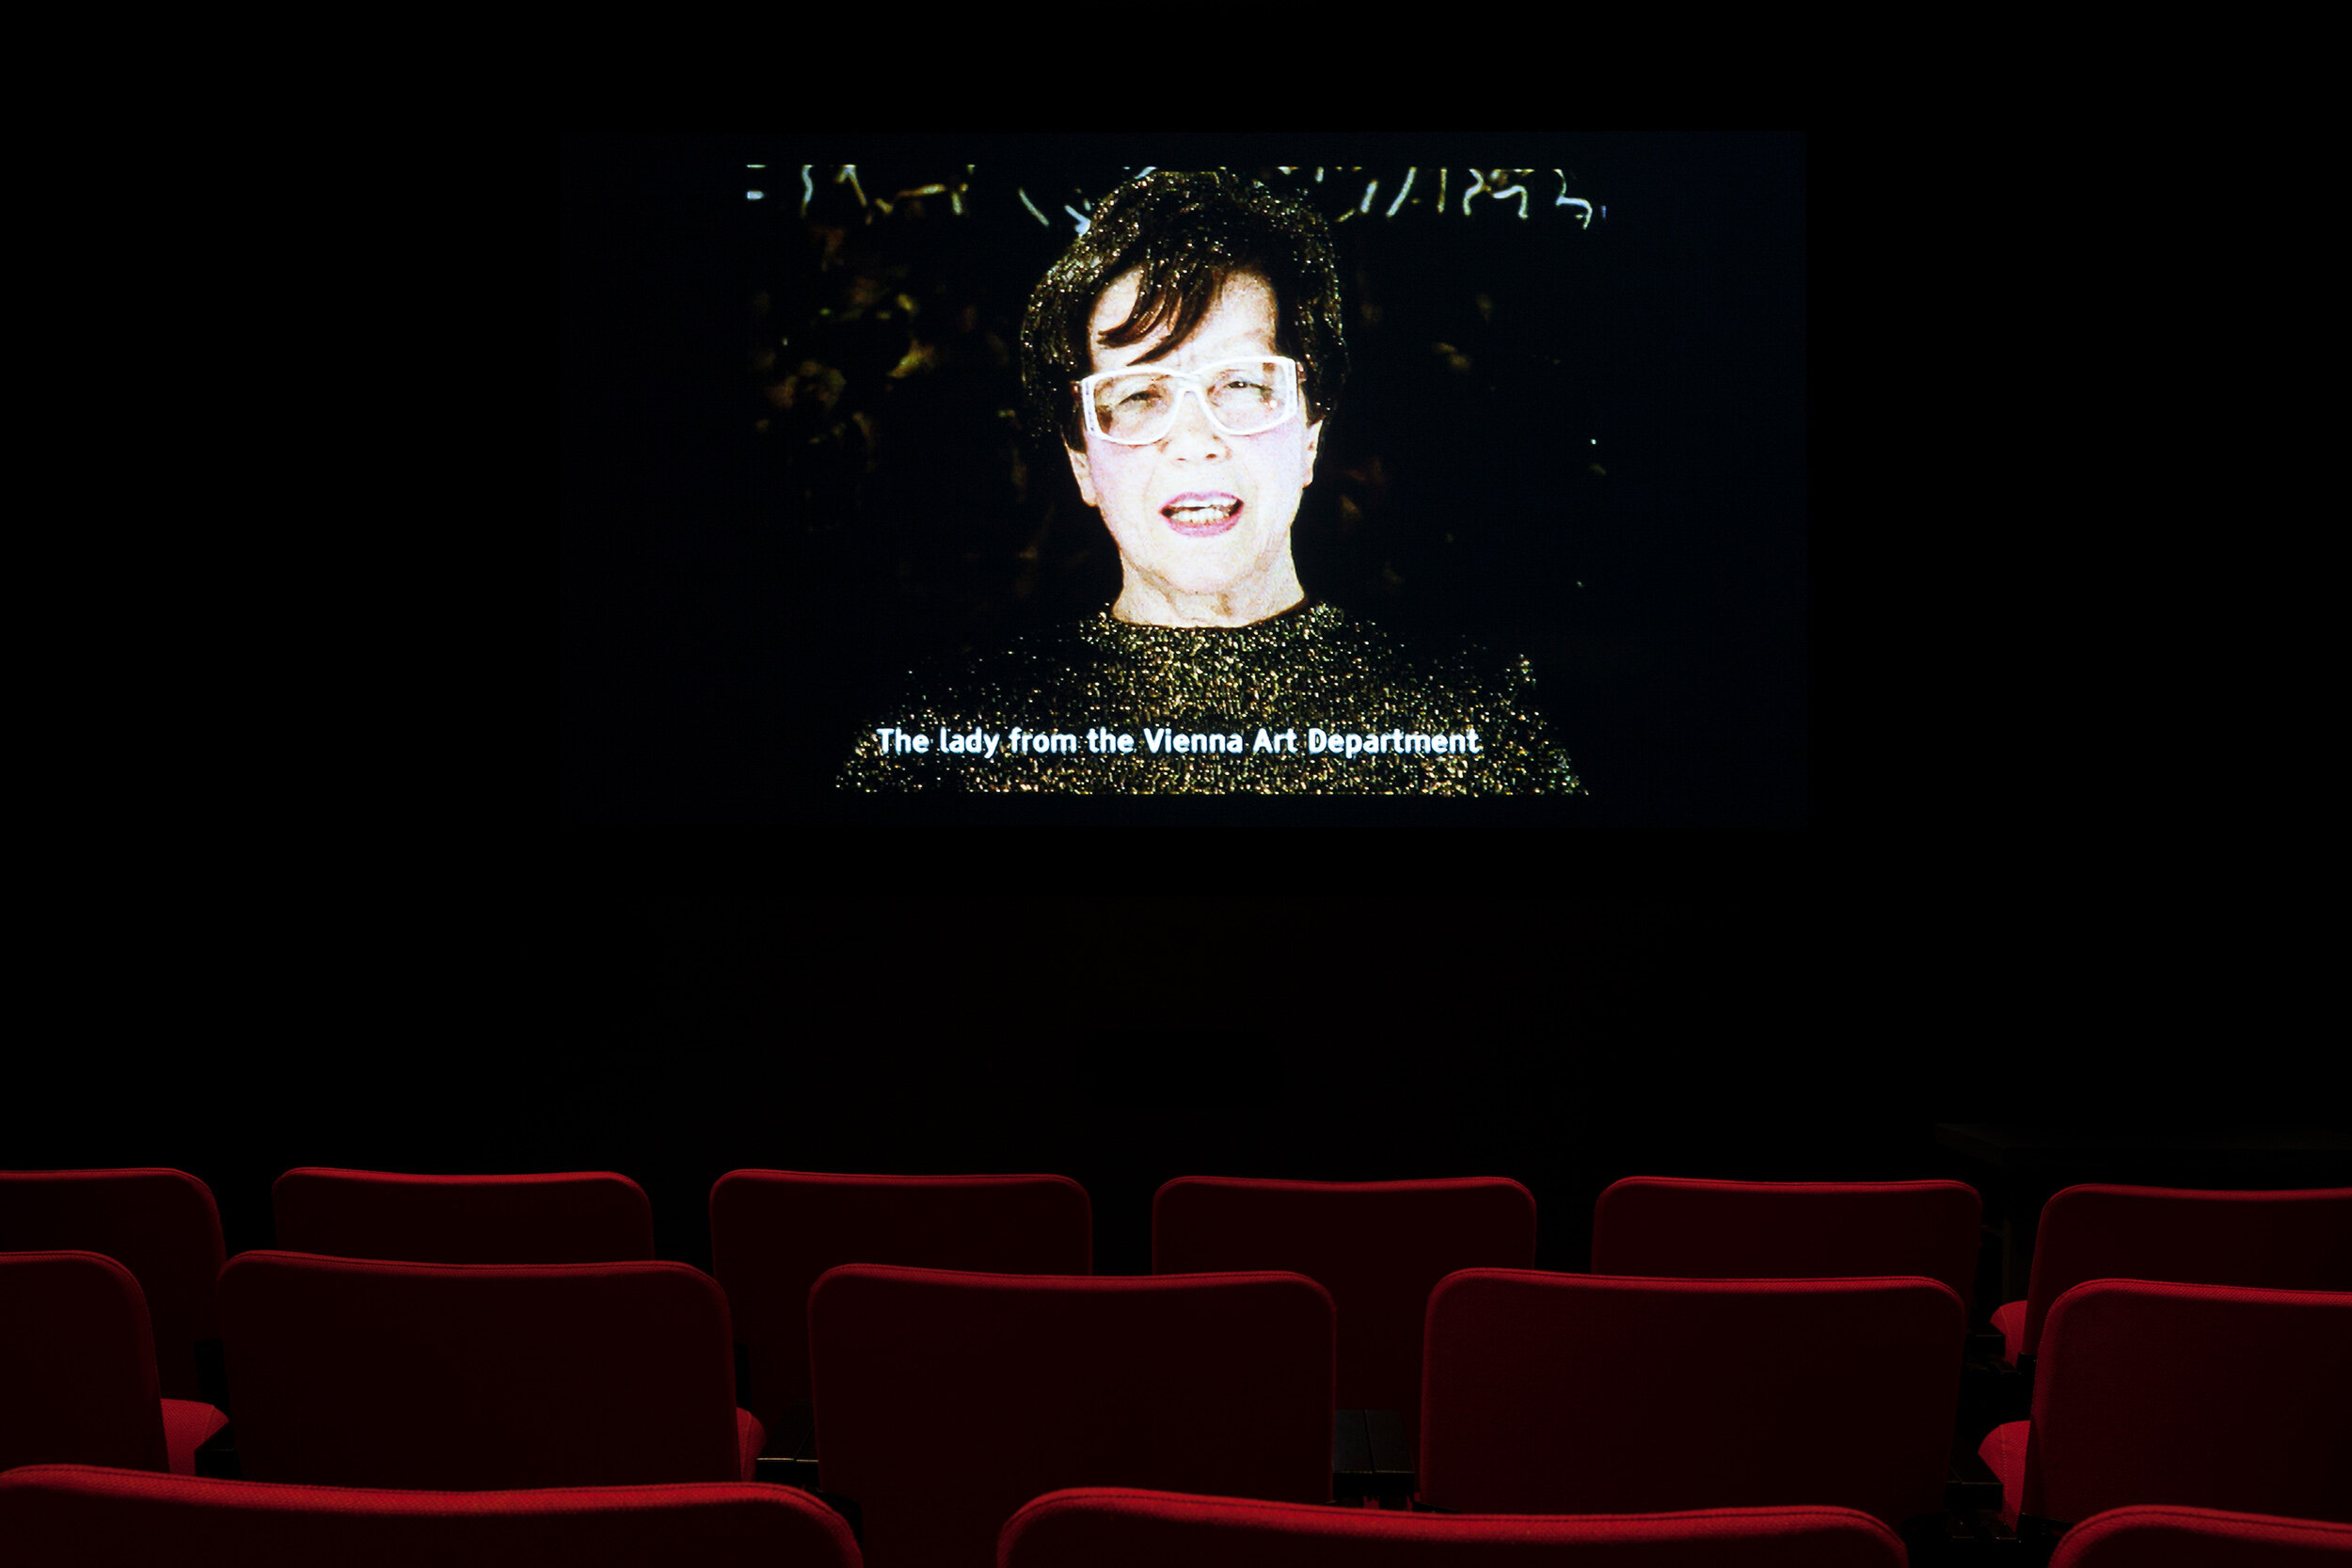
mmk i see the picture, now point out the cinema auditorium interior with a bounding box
[5,895,2347,1565]
[13,136,2343,1565]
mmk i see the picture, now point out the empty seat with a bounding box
[810,1264,1333,1568]
[1421,1271,1965,1529]
[707,1170,1090,1446]
[1591,1176,1981,1315]
[1978,1279,2352,1529]
[218,1250,761,1488]
[1990,1184,2352,1366]
[271,1166,656,1263]
[1000,1489,1911,1567]
[2049,1505,2352,1565]
[0,1252,227,1476]
[0,1464,863,1567]
[1152,1176,1536,1449]
[0,1168,227,1402]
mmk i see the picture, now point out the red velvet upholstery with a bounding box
[1992,1298,2027,1361]
[161,1399,231,1476]
[0,1465,864,1567]
[1979,1419,2029,1520]
[1978,1279,2352,1528]
[1591,1177,1981,1315]
[218,1250,762,1488]
[999,1489,1911,1567]
[1420,1271,1964,1528]
[0,1168,226,1400]
[708,1170,1091,1443]
[1997,1184,2352,1365]
[1152,1175,1535,1439]
[272,1167,656,1263]
[810,1264,1334,1568]
[2049,1505,2352,1566]
[0,1252,172,1475]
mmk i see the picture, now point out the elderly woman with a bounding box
[838,169,1581,795]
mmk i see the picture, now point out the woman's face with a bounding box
[1066,269,1323,622]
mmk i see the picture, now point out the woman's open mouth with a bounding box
[1161,492,1243,537]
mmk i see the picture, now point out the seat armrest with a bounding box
[194,1420,239,1481]
[1946,1434,2004,1513]
[755,1400,820,1489]
[1333,1410,1414,1508]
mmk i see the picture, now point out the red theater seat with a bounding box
[707,1170,1090,1449]
[0,1252,227,1476]
[809,1264,1333,1568]
[0,1168,227,1402]
[1420,1271,1964,1530]
[2049,1505,2352,1565]
[999,1489,1911,1567]
[1151,1175,1536,1451]
[271,1166,657,1263]
[217,1250,762,1488]
[1989,1184,2352,1366]
[1591,1176,1981,1315]
[0,1465,863,1567]
[1978,1279,2352,1530]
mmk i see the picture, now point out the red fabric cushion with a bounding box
[1001,1489,1911,1567]
[1421,1271,1965,1528]
[2024,1279,2352,1526]
[2016,1185,2352,1360]
[2050,1505,2352,1566]
[162,1399,230,1478]
[708,1169,1090,1445]
[812,1265,1332,1568]
[734,1409,765,1484]
[0,1464,862,1567]
[0,1251,170,1474]
[0,1168,226,1401]
[1591,1177,1981,1316]
[1979,1420,2030,1528]
[271,1168,656,1264]
[1152,1176,1535,1439]
[220,1251,748,1489]
[1991,1299,2027,1364]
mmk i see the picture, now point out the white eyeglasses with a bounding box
[1075,356,1301,446]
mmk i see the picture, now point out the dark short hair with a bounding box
[1020,170,1347,452]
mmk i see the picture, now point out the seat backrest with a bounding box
[2049,1504,2352,1567]
[810,1264,1332,1568]
[0,1465,863,1568]
[708,1170,1089,1435]
[1152,1176,1535,1433]
[1420,1270,1965,1528]
[0,1252,169,1474]
[218,1250,743,1489]
[272,1167,656,1263]
[1591,1177,1981,1314]
[2024,1279,2352,1527]
[2017,1185,2352,1359]
[0,1168,226,1400]
[1000,1489,1911,1568]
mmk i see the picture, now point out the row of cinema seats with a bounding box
[7,1473,2347,1567]
[4,1166,2348,1565]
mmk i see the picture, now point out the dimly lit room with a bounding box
[5,135,2344,1567]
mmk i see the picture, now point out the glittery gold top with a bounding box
[835,601,1581,795]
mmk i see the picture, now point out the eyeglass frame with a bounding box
[1072,355,1304,446]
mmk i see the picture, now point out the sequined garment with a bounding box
[836,601,1581,795]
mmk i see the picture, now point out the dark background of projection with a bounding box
[562,134,1805,824]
